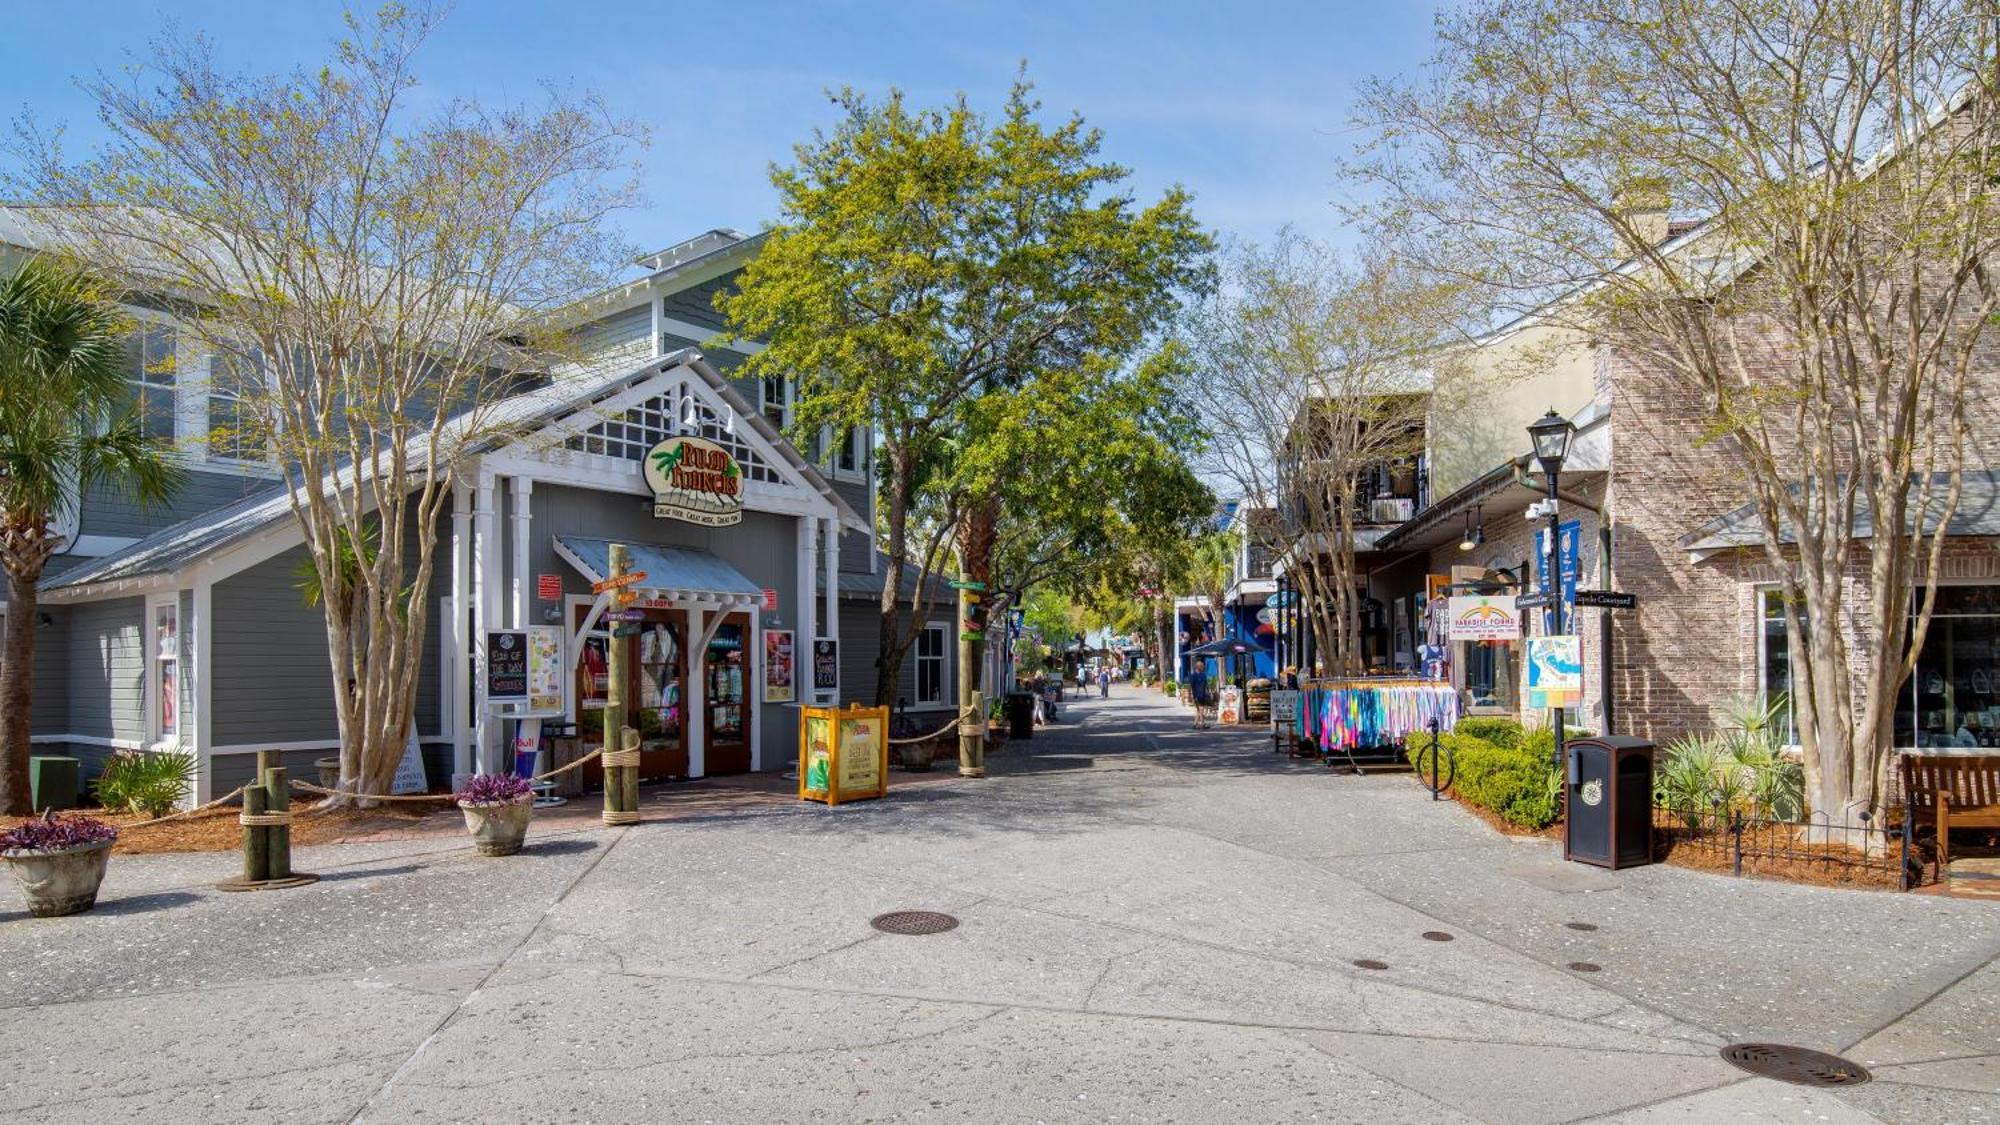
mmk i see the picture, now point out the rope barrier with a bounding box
[888,716,966,745]
[238,812,293,827]
[116,785,251,830]
[287,748,607,803]
[602,749,641,769]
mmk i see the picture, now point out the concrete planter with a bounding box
[316,758,341,790]
[458,799,533,857]
[4,839,113,917]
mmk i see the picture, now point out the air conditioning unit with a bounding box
[1369,497,1415,523]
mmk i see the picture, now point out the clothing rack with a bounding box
[1294,677,1458,771]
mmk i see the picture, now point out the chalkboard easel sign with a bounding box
[812,638,839,694]
[486,629,529,705]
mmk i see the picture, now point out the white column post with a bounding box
[686,604,706,778]
[796,513,818,688]
[821,517,840,702]
[450,481,472,784]
[509,477,533,628]
[190,577,214,804]
[471,469,499,774]
[649,284,664,359]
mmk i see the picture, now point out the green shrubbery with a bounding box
[92,749,196,818]
[1405,726,1562,829]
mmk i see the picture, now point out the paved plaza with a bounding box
[2,689,1996,1123]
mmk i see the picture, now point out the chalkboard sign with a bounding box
[486,629,529,704]
[812,638,839,693]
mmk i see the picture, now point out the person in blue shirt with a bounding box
[1187,663,1212,729]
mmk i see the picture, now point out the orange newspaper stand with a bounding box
[798,704,889,806]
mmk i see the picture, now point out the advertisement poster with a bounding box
[802,713,832,794]
[765,629,796,703]
[485,629,529,704]
[1218,685,1243,724]
[1269,689,1302,728]
[1447,596,1522,641]
[526,626,564,714]
[1527,635,1584,709]
[812,638,839,693]
[837,713,882,793]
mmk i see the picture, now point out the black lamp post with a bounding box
[1528,409,1576,772]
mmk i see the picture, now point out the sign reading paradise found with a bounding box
[644,437,744,527]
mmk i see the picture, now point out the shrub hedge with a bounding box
[1453,716,1525,749]
[1405,727,1562,829]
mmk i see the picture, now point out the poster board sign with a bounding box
[485,630,529,704]
[1446,596,1522,641]
[392,727,428,794]
[643,436,745,527]
[1269,689,1302,728]
[1218,685,1243,724]
[765,629,796,703]
[812,638,839,694]
[1527,635,1583,709]
[526,626,564,715]
[798,704,888,806]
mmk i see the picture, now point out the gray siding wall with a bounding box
[31,606,68,738]
[661,274,730,334]
[554,302,652,384]
[74,470,275,543]
[63,598,145,774]
[515,483,801,769]
[834,599,954,711]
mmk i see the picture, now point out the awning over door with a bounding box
[553,536,763,611]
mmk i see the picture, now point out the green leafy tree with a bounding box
[0,258,182,814]
[721,79,1211,730]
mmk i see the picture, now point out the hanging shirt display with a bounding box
[1295,679,1459,753]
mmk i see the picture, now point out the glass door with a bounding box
[705,616,751,773]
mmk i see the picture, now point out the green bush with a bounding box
[93,749,196,818]
[1406,728,1562,829]
[1454,716,1524,748]
[1162,680,1178,694]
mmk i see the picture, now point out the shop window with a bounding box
[1897,584,2000,748]
[916,624,946,706]
[126,322,177,442]
[1462,639,1516,712]
[151,600,180,746]
[1757,588,1801,745]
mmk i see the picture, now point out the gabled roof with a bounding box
[1681,471,2000,554]
[46,348,865,600]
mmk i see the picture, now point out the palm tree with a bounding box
[0,258,182,814]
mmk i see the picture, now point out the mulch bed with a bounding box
[2,802,453,855]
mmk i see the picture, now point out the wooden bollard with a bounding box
[242,782,270,883]
[264,765,291,880]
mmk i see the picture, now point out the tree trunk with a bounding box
[956,494,999,777]
[0,566,41,815]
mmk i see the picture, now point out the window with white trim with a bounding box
[125,323,177,442]
[835,426,866,479]
[916,623,947,707]
[208,347,269,463]
[760,375,790,431]
[150,599,181,746]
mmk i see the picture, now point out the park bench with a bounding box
[1899,753,2000,874]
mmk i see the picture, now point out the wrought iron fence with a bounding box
[1650,801,1925,889]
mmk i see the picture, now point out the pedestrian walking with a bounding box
[1187,663,1212,729]
[1097,666,1110,698]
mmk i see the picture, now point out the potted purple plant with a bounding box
[455,774,535,857]
[2,810,118,917]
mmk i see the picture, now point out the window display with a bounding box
[1896,585,2000,748]
[707,623,745,741]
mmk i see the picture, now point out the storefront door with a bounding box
[704,612,752,774]
[576,605,692,781]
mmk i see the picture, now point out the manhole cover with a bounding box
[1421,931,1454,942]
[1567,961,1602,973]
[1564,922,1599,932]
[1352,959,1390,970]
[870,910,959,936]
[1721,1044,1871,1087]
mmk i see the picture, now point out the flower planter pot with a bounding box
[458,799,533,857]
[4,839,113,917]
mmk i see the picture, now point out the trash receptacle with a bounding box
[1006,692,1036,740]
[29,756,79,812]
[1564,735,1655,869]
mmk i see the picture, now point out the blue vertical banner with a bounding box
[1534,520,1581,632]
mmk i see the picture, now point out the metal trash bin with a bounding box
[1006,692,1036,741]
[1564,735,1655,869]
[29,756,79,812]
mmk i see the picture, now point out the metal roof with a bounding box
[1682,471,2000,552]
[553,536,762,604]
[821,553,955,604]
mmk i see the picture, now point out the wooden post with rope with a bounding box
[217,752,319,891]
[600,543,641,826]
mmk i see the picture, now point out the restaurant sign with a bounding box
[643,437,744,527]
[1446,595,1522,641]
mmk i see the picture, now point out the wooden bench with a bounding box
[1900,754,2000,874]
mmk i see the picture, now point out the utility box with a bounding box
[29,756,80,812]
[1564,736,1655,869]
[1006,692,1036,740]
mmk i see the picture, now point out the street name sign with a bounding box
[1574,590,1638,610]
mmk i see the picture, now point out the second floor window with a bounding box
[760,376,789,431]
[836,426,864,475]
[208,348,268,463]
[126,323,177,442]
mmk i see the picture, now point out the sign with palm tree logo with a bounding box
[643,437,744,526]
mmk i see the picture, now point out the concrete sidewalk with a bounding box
[0,687,1993,1122]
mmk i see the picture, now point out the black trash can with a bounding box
[1006,692,1037,740]
[1563,735,1656,869]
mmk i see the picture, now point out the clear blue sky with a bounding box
[0,2,1441,266]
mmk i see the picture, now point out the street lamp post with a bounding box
[1528,410,1576,777]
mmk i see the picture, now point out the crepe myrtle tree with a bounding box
[0,259,182,815]
[721,78,1210,712]
[1352,0,2000,824]
[15,5,641,801]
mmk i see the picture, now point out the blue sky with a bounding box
[0,2,1441,267]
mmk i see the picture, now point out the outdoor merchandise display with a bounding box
[1296,678,1459,755]
[798,704,889,806]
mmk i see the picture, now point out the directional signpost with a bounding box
[1574,590,1637,610]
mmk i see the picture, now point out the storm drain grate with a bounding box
[1421,931,1454,942]
[1721,1044,1871,1087]
[1352,959,1390,971]
[870,910,959,936]
[1564,922,1600,932]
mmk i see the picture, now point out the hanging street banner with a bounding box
[1527,635,1584,709]
[1446,595,1522,641]
[644,436,745,527]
